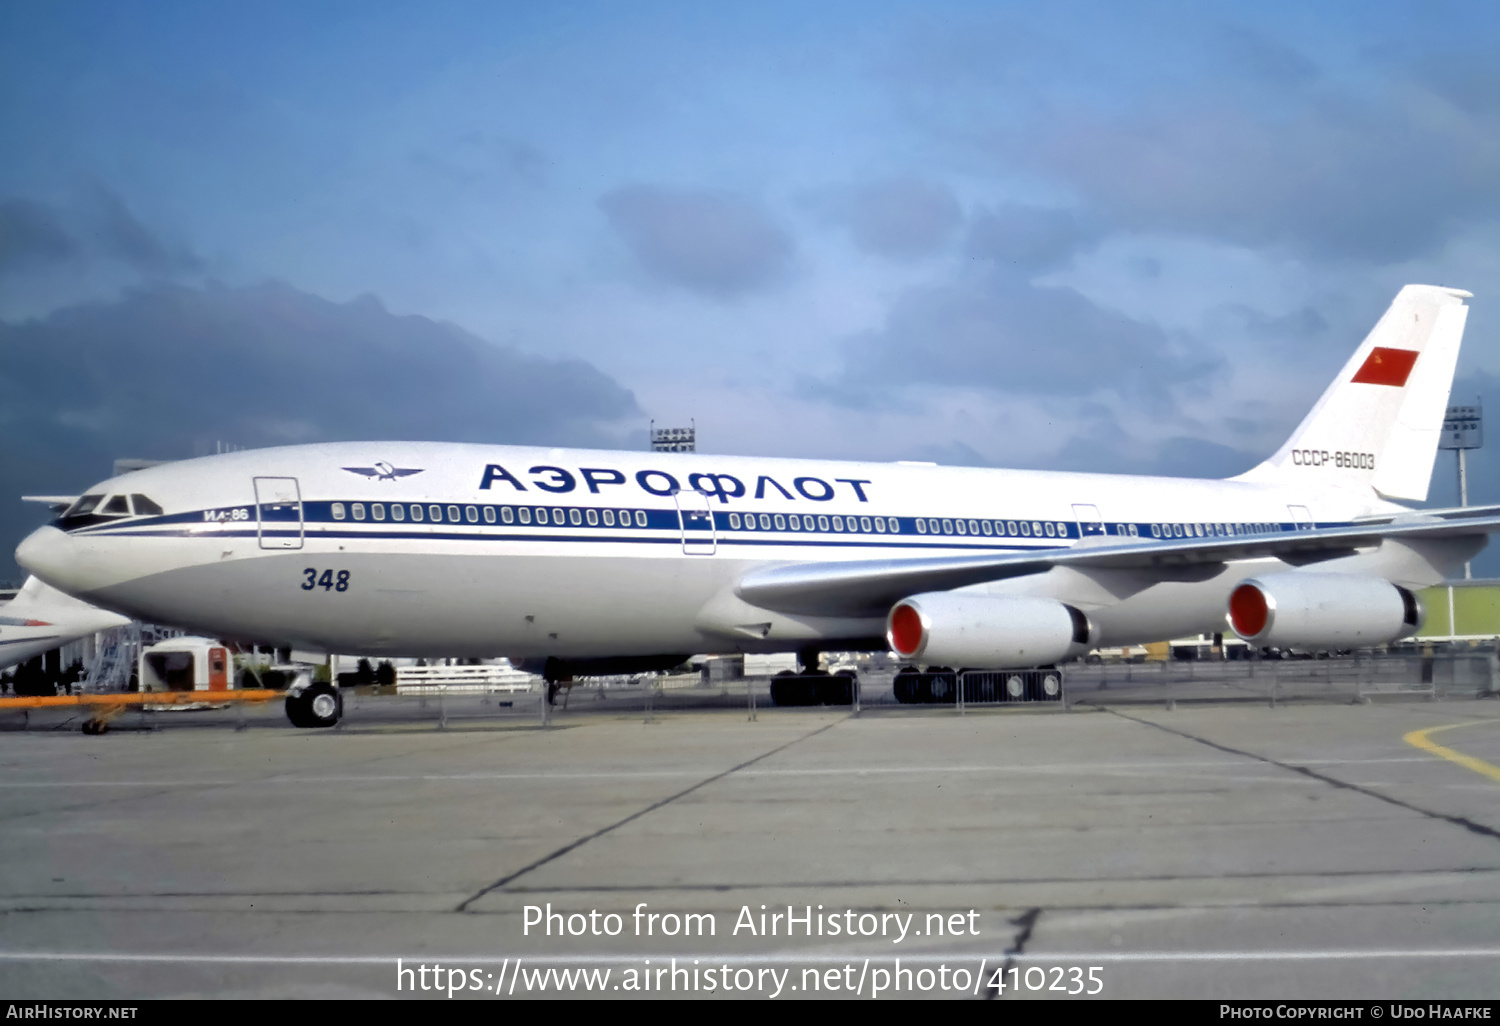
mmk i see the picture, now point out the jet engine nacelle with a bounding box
[1226,572,1423,649]
[886,592,1094,668]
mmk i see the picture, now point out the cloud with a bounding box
[1203,302,1329,352]
[0,281,640,577]
[598,185,793,298]
[411,134,550,190]
[1216,26,1318,90]
[0,200,78,273]
[1043,403,1259,480]
[837,272,1217,399]
[824,177,962,260]
[1031,73,1500,263]
[1051,432,1256,479]
[0,189,202,282]
[85,186,203,275]
[964,204,1102,273]
[907,438,992,467]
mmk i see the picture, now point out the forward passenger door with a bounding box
[254,477,304,550]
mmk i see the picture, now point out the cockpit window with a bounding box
[101,495,131,516]
[130,494,164,516]
[65,495,104,517]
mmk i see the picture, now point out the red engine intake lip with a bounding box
[887,603,926,658]
[1228,581,1274,641]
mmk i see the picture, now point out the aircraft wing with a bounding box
[21,495,78,513]
[0,576,132,670]
[734,512,1500,617]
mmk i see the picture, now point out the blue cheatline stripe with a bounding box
[64,499,1339,548]
[62,524,1061,554]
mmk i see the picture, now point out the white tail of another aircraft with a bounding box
[1236,284,1471,502]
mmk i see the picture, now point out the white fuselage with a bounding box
[14,441,1461,659]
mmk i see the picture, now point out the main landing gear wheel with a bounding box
[769,671,856,707]
[286,683,342,728]
[893,669,921,704]
[892,667,956,704]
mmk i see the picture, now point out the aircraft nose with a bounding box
[15,526,88,595]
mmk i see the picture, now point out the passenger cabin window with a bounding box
[130,494,164,516]
[332,503,346,521]
[391,504,405,521]
[352,503,366,521]
[101,495,130,516]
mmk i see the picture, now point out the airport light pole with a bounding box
[1440,402,1482,580]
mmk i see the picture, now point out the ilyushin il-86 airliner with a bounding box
[16,284,1500,726]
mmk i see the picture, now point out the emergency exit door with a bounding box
[674,489,716,555]
[1073,503,1106,538]
[254,477,304,550]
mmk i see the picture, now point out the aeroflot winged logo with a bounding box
[342,461,425,481]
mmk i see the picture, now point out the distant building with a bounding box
[1417,580,1500,641]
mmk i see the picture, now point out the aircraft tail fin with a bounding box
[1234,284,1471,502]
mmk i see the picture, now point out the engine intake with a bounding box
[886,593,1094,668]
[1227,572,1422,649]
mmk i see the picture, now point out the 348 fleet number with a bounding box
[301,569,350,592]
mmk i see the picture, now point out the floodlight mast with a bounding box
[1440,401,1483,578]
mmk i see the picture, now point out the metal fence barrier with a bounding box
[886,669,1065,707]
[7,646,1497,732]
[1064,649,1499,707]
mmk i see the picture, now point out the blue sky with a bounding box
[3,0,1499,571]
